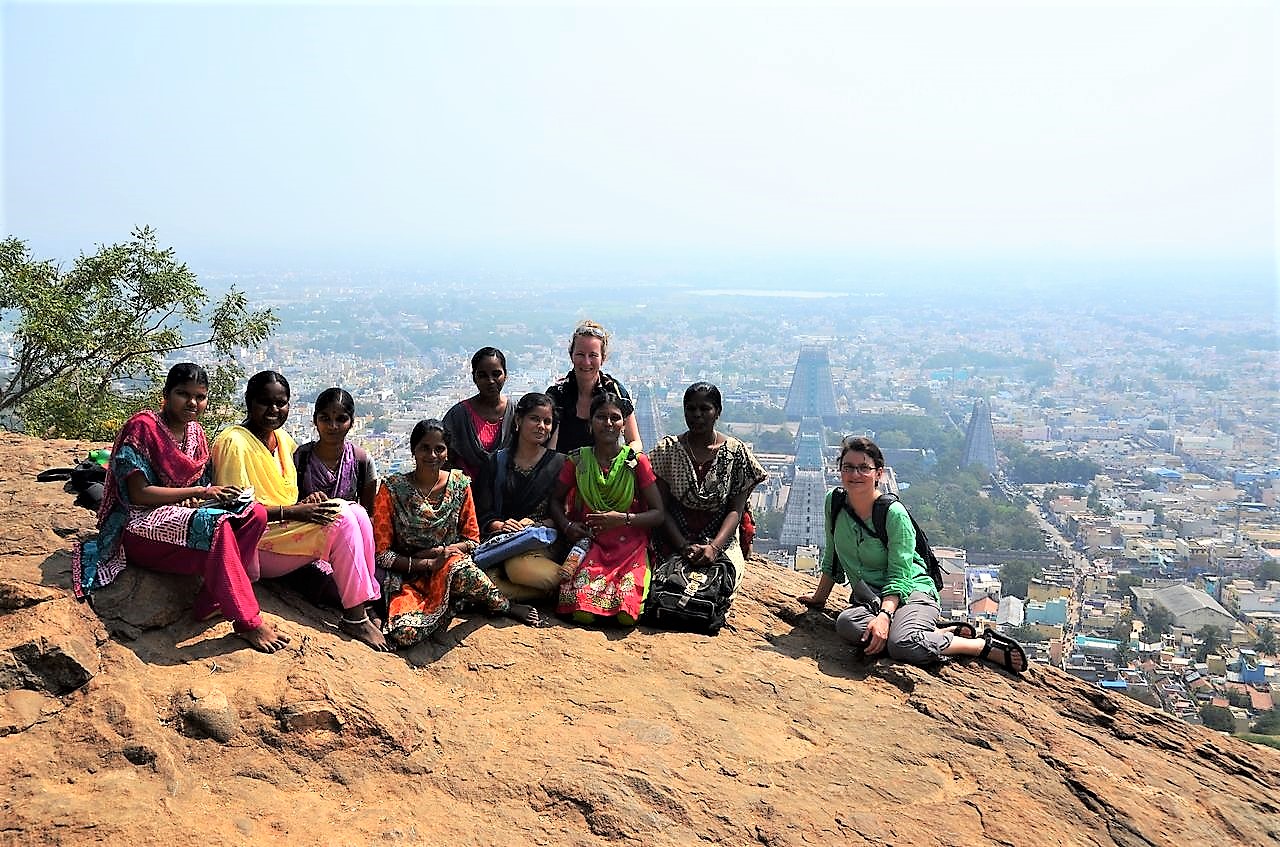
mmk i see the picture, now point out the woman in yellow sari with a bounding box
[211,370,388,651]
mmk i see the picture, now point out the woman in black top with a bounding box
[545,319,640,453]
[473,393,567,601]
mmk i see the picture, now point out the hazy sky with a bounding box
[3,1,1275,272]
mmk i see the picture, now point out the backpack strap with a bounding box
[827,486,845,535]
[827,487,846,576]
[870,492,899,547]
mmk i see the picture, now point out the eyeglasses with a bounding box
[574,325,607,338]
[840,463,878,475]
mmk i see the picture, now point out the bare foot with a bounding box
[341,615,391,652]
[238,620,290,653]
[506,603,542,627]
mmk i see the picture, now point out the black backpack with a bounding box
[828,488,944,591]
[37,460,108,511]
[642,553,736,635]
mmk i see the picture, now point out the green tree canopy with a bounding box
[1107,613,1133,644]
[1002,440,1101,485]
[1256,626,1277,656]
[1003,624,1049,643]
[0,228,276,439]
[1258,561,1280,583]
[999,560,1041,598]
[1251,708,1280,736]
[1199,704,1235,733]
[1115,573,1144,594]
[1145,605,1173,637]
[757,509,783,540]
[1195,625,1225,662]
[876,429,911,449]
[907,385,937,413]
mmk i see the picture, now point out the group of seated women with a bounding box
[76,318,1025,674]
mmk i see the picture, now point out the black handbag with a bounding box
[642,552,736,635]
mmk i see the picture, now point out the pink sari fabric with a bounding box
[85,410,212,592]
[555,453,656,620]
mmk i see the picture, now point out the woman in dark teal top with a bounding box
[800,436,1028,673]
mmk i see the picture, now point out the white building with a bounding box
[998,595,1026,627]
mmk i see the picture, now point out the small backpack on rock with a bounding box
[37,457,109,511]
[643,553,736,635]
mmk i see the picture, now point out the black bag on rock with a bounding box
[642,553,736,635]
[37,460,107,511]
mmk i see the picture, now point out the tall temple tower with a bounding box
[780,417,832,548]
[633,383,665,450]
[961,398,998,475]
[784,347,839,426]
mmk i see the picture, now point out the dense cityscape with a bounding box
[198,268,1280,738]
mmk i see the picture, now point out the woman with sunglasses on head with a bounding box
[650,382,768,597]
[442,347,515,490]
[375,419,541,650]
[800,436,1028,674]
[75,363,286,654]
[549,391,664,626]
[472,392,566,601]
[545,320,641,454]
[212,371,387,652]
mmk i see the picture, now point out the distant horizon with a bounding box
[10,233,1272,288]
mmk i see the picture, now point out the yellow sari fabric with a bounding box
[211,424,325,557]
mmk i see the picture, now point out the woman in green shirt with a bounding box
[800,436,1028,673]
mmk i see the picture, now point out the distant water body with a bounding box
[688,288,854,299]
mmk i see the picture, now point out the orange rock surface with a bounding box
[2,433,1277,846]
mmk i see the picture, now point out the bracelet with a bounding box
[879,608,893,618]
[406,556,416,575]
[625,512,632,526]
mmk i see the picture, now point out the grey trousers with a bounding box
[835,591,952,665]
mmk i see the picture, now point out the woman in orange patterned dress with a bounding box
[373,419,540,649]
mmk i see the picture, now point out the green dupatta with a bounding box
[575,446,636,512]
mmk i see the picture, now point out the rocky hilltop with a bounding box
[1,433,1278,846]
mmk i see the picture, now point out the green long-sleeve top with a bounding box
[820,489,938,602]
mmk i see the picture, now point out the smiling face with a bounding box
[839,450,883,496]
[314,400,353,448]
[471,355,507,402]
[590,402,625,447]
[163,380,209,425]
[570,335,605,382]
[412,428,449,473]
[246,380,290,435]
[517,402,554,447]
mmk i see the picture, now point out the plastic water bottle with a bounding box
[562,538,591,577]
